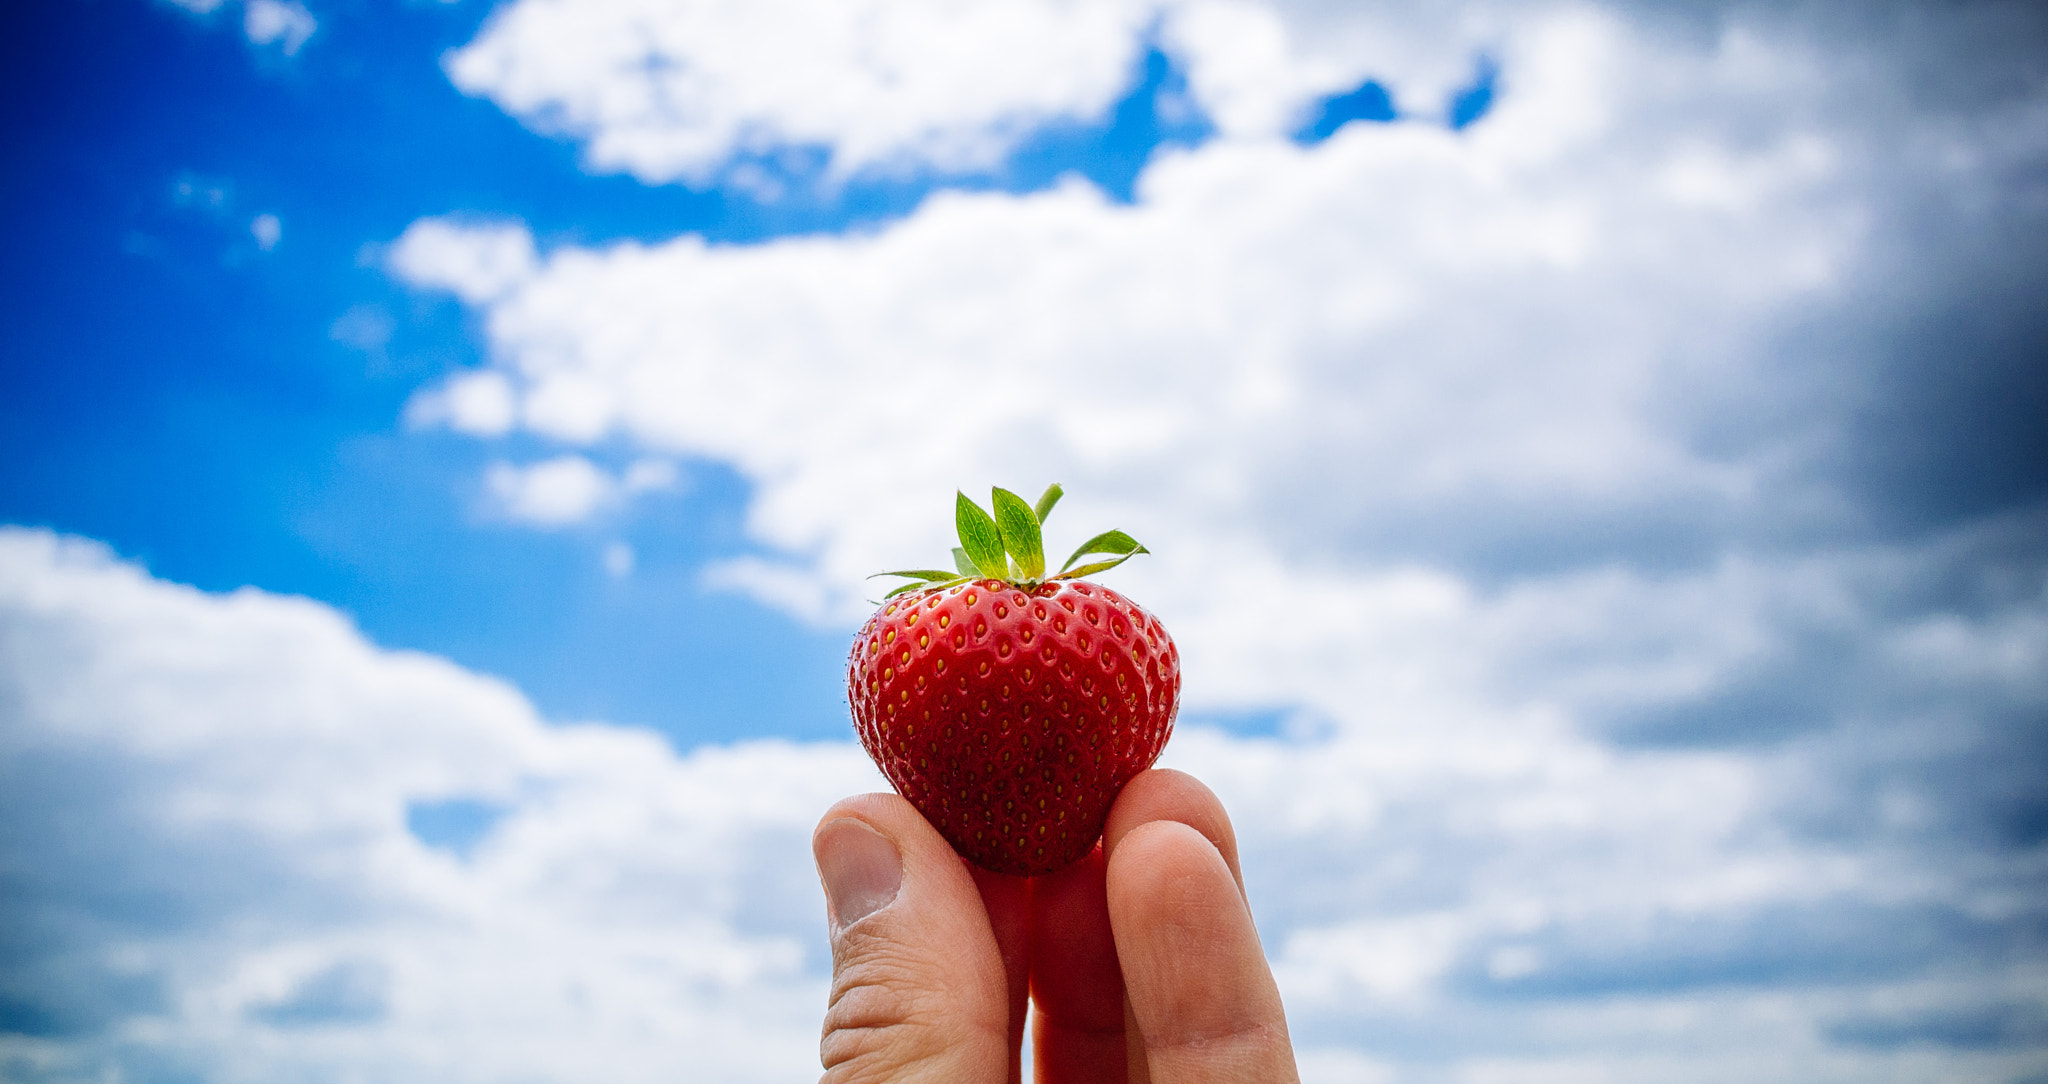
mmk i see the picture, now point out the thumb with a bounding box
[814,794,1011,1084]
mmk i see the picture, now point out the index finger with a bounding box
[1102,769,1244,895]
[1027,769,1243,1084]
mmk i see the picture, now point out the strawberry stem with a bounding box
[870,485,1148,598]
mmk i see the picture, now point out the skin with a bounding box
[813,769,1300,1084]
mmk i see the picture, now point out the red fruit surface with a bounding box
[847,578,1181,876]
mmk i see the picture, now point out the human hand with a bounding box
[811,769,1299,1083]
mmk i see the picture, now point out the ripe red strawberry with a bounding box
[847,485,1181,876]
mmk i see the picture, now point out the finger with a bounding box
[1107,820,1298,1084]
[1102,769,1244,896]
[1102,769,1243,1084]
[815,793,1011,1084]
[1028,843,1126,1083]
[971,865,1031,1084]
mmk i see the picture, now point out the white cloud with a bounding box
[445,0,1158,185]
[388,218,538,306]
[438,0,1588,186]
[397,3,1871,626]
[163,0,318,54]
[0,527,880,1082]
[244,0,315,55]
[700,556,842,627]
[620,456,679,494]
[406,369,517,436]
[394,0,2048,625]
[250,212,282,251]
[483,455,680,527]
[487,455,614,525]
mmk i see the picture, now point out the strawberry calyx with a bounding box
[870,484,1149,600]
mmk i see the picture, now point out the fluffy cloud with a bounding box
[439,0,1622,186]
[4,527,2043,1079]
[162,0,317,56]
[483,454,679,527]
[395,1,2048,626]
[446,0,1158,184]
[387,219,538,307]
[0,528,879,1082]
[242,0,314,56]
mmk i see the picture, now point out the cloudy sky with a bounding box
[3,0,2046,1081]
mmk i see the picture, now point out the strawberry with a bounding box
[847,485,1181,876]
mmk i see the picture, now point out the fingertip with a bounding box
[813,792,966,887]
[1104,769,1244,893]
[1105,820,1230,928]
[815,816,903,930]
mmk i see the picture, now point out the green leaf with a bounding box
[882,575,966,600]
[1059,529,1146,574]
[951,547,978,577]
[1056,554,1143,579]
[1033,483,1064,525]
[990,487,1045,580]
[868,569,961,582]
[955,492,1009,579]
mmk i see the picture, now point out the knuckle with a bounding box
[1146,1020,1297,1080]
[818,941,972,1083]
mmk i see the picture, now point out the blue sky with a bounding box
[2,1,2046,1081]
[5,0,841,741]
